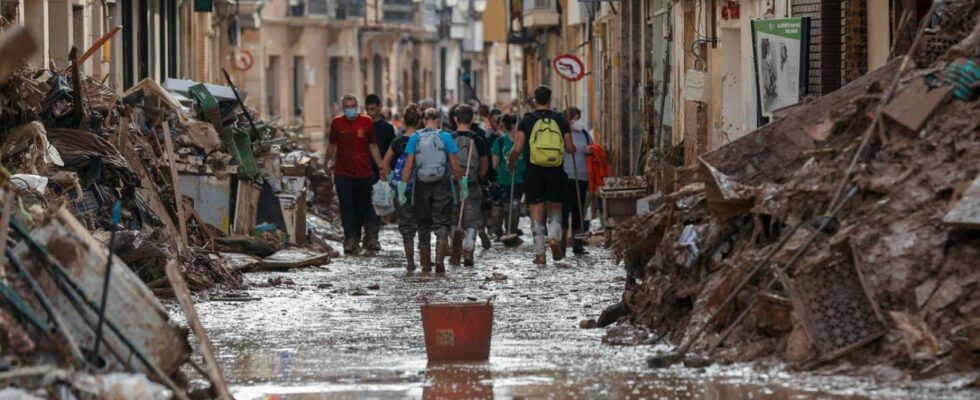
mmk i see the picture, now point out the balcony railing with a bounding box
[336,0,366,19]
[383,0,417,24]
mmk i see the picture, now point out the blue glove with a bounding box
[397,181,408,205]
[460,177,469,199]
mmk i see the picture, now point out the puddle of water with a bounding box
[178,225,974,400]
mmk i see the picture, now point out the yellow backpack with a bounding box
[529,113,564,167]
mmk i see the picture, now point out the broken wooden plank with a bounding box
[13,207,190,376]
[253,249,331,271]
[882,78,952,133]
[162,121,189,245]
[233,181,261,236]
[116,118,182,251]
[164,261,231,400]
[943,176,980,229]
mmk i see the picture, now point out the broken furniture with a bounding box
[598,176,649,246]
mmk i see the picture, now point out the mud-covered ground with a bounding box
[175,226,976,399]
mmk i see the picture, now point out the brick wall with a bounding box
[791,0,843,95]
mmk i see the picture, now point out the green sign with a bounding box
[753,18,804,40]
[194,0,214,13]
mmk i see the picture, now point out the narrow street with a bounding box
[181,226,945,399]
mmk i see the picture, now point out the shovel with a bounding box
[571,151,588,241]
[500,173,522,247]
[451,137,477,260]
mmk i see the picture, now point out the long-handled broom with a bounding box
[450,137,477,262]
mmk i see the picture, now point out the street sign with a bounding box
[553,54,586,82]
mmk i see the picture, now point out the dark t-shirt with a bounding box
[454,130,488,157]
[388,135,411,169]
[374,120,396,156]
[329,115,377,178]
[455,130,488,182]
[517,110,572,162]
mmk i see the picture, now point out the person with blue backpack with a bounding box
[380,104,425,272]
[398,108,464,273]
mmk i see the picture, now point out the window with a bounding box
[329,57,341,108]
[288,0,305,17]
[412,59,420,102]
[372,54,383,96]
[267,56,281,119]
[293,57,305,116]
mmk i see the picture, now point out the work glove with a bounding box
[397,181,408,205]
[386,171,394,183]
[459,177,469,199]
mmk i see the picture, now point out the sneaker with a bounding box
[533,255,546,266]
[549,239,564,261]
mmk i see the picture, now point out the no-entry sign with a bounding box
[553,54,586,81]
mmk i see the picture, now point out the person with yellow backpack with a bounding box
[507,86,576,266]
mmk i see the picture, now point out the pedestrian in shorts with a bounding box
[508,86,576,266]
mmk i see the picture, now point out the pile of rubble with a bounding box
[0,22,338,400]
[613,2,980,384]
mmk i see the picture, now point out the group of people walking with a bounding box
[325,85,597,273]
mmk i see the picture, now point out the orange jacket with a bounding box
[586,144,610,193]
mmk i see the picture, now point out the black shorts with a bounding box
[524,164,567,204]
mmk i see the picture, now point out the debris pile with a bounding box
[0,18,338,398]
[614,3,980,381]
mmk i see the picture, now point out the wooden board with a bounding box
[162,121,188,245]
[164,261,231,400]
[233,181,261,236]
[882,79,952,133]
[943,176,980,229]
[116,117,181,249]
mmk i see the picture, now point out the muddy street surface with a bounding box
[181,227,968,399]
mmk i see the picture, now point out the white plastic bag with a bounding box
[372,180,396,216]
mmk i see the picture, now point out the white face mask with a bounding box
[573,119,586,132]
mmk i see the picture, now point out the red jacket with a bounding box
[586,144,609,193]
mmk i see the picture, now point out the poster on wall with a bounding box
[751,17,811,121]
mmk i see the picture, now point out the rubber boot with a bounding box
[364,223,382,252]
[449,228,462,266]
[532,221,546,267]
[479,229,492,249]
[435,236,448,274]
[403,237,416,272]
[419,241,433,273]
[573,239,589,255]
[462,228,478,252]
[343,239,359,256]
[547,213,564,262]
[463,250,475,266]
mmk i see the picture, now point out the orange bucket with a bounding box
[421,302,493,361]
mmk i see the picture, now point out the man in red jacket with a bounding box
[325,94,385,254]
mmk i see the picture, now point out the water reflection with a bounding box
[422,362,493,399]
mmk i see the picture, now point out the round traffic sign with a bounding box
[553,54,586,81]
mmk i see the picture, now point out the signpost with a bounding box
[553,54,586,82]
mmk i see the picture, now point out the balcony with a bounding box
[335,0,366,19]
[523,0,559,28]
[383,0,417,25]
